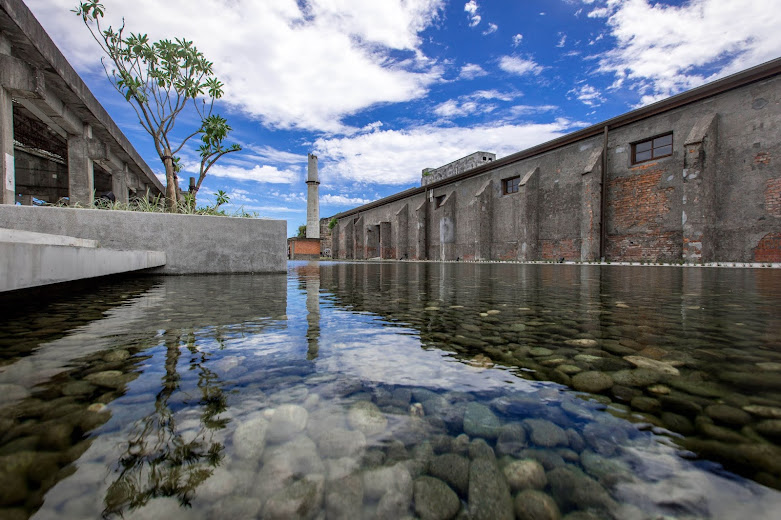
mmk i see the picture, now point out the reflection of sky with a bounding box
[314,308,540,394]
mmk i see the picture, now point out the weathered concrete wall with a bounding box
[421,151,496,186]
[0,205,286,273]
[329,68,781,264]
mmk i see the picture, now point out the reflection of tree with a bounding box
[103,330,228,518]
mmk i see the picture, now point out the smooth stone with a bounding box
[755,420,781,438]
[514,489,561,520]
[743,405,781,419]
[661,412,695,435]
[518,449,566,471]
[463,402,502,439]
[496,423,527,457]
[469,438,496,461]
[572,372,614,393]
[468,458,514,520]
[546,466,616,513]
[529,348,554,357]
[647,384,671,395]
[363,462,412,501]
[376,489,412,519]
[665,379,728,398]
[267,404,309,443]
[623,356,680,376]
[717,372,781,390]
[581,423,627,457]
[197,467,237,501]
[503,459,547,491]
[84,370,128,388]
[630,396,661,413]
[414,476,460,520]
[102,349,130,362]
[211,496,262,519]
[557,364,582,375]
[565,429,585,452]
[611,385,641,402]
[565,339,598,348]
[704,404,752,426]
[660,395,703,417]
[257,437,324,499]
[348,401,387,436]
[62,381,95,396]
[232,417,269,460]
[523,419,568,448]
[263,475,324,520]
[610,369,660,387]
[313,427,366,459]
[429,454,470,496]
[757,362,781,371]
[579,450,631,486]
[325,474,363,519]
[697,422,748,444]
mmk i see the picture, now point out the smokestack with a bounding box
[306,153,320,239]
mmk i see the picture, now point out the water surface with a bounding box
[1,262,780,519]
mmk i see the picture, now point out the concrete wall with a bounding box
[0,205,286,273]
[329,69,781,264]
[421,151,496,186]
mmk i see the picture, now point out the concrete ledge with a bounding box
[0,205,287,274]
[0,228,98,247]
[0,241,166,292]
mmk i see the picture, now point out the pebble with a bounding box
[704,404,752,426]
[524,419,568,448]
[347,401,387,436]
[503,459,547,491]
[429,454,470,496]
[623,356,680,376]
[414,476,460,520]
[468,458,514,520]
[572,371,614,393]
[514,489,561,520]
[742,405,781,419]
[463,402,502,439]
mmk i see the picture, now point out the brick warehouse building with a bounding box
[323,58,781,264]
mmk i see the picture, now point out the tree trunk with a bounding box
[163,150,177,212]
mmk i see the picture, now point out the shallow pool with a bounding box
[1,262,781,519]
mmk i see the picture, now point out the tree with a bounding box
[74,2,241,210]
[297,224,307,238]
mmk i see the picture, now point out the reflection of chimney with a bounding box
[306,154,320,239]
[306,275,320,360]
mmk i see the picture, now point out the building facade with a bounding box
[325,58,781,264]
[0,0,163,207]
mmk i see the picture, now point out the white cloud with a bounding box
[321,194,374,206]
[512,33,523,47]
[595,0,781,101]
[508,104,558,116]
[243,145,307,165]
[314,119,579,185]
[208,164,300,184]
[568,84,605,107]
[556,33,567,48]
[226,188,256,203]
[471,89,522,102]
[433,99,493,119]
[482,23,498,36]
[26,0,446,133]
[458,63,489,80]
[498,56,544,76]
[587,7,609,18]
[464,0,481,27]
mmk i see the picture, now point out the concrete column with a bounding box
[581,149,603,261]
[519,167,540,261]
[306,154,320,239]
[414,199,427,260]
[353,216,364,259]
[366,224,379,258]
[112,162,129,203]
[682,114,718,262]
[67,123,94,206]
[0,35,13,204]
[473,179,492,260]
[380,221,392,259]
[344,218,354,259]
[331,221,340,259]
[439,191,457,261]
[394,204,409,259]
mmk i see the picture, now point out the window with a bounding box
[503,176,520,194]
[632,133,672,164]
[435,194,446,208]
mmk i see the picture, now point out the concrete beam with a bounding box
[343,218,354,259]
[380,221,391,259]
[439,191,456,261]
[331,220,340,258]
[353,215,364,259]
[0,86,13,204]
[111,162,129,203]
[414,199,427,260]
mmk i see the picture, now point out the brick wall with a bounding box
[754,232,781,262]
[607,167,678,261]
[541,238,580,261]
[766,178,781,218]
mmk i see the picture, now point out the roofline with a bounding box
[0,0,164,193]
[329,56,781,221]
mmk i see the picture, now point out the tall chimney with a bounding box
[306,153,320,239]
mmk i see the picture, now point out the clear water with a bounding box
[1,262,781,519]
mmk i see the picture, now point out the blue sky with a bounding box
[27,0,781,236]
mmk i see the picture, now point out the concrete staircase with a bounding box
[0,228,166,292]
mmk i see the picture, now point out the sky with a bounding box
[25,0,781,236]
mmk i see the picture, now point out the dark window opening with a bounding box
[632,133,672,164]
[435,194,446,208]
[503,176,520,194]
